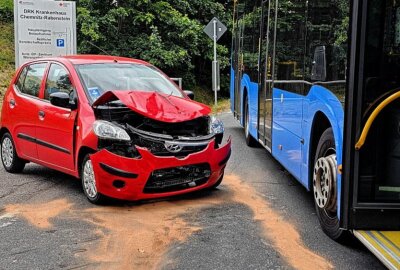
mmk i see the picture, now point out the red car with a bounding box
[0,55,231,204]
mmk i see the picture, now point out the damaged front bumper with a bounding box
[89,137,232,201]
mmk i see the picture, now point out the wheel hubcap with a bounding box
[313,154,337,212]
[83,160,97,198]
[1,137,14,168]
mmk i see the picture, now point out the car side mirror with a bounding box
[184,90,195,100]
[50,92,72,109]
[311,46,327,81]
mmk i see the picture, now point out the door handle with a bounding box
[38,110,45,119]
[9,99,15,108]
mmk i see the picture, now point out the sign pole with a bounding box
[204,17,226,108]
[213,19,218,107]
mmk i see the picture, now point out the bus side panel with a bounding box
[272,122,303,182]
[302,85,344,217]
[272,88,304,182]
[230,67,235,113]
[272,88,303,137]
[240,74,258,139]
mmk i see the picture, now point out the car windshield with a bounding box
[75,63,183,101]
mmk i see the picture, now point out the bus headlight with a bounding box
[93,120,131,141]
[209,116,224,134]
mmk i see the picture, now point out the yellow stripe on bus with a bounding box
[356,231,400,269]
[371,231,400,258]
[380,231,400,248]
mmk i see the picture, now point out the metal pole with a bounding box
[213,19,218,107]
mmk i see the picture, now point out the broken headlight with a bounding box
[209,116,224,135]
[93,120,131,141]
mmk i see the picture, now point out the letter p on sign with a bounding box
[56,39,65,47]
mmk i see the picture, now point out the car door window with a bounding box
[21,63,47,97]
[16,66,28,91]
[45,64,74,101]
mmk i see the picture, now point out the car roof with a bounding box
[34,55,150,65]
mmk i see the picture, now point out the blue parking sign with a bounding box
[56,39,65,47]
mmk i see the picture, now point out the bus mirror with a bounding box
[311,46,327,81]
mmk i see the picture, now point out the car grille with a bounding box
[143,163,211,193]
[138,138,208,157]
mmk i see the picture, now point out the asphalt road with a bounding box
[0,112,385,270]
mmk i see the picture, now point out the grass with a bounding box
[0,21,14,105]
[192,85,231,113]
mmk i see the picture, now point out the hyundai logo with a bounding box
[165,143,183,153]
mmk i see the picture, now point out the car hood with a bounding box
[92,90,211,123]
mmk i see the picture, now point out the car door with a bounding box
[12,62,47,160]
[35,63,78,171]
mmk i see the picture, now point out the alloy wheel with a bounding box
[1,137,14,168]
[83,159,98,198]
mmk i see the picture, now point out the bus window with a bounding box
[274,0,307,94]
[240,0,262,82]
[306,0,349,102]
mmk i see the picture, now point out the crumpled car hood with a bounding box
[92,90,211,123]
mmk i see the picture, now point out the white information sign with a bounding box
[14,0,76,67]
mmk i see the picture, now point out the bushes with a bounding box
[0,0,13,22]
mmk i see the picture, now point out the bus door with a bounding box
[233,18,245,121]
[258,0,276,150]
[343,0,400,268]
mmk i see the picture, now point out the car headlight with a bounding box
[93,120,131,141]
[209,116,224,134]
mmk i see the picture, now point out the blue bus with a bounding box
[230,0,400,267]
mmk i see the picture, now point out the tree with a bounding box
[76,0,233,91]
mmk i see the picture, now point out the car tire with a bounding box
[313,128,351,243]
[81,154,108,204]
[210,173,224,189]
[244,96,258,147]
[1,133,25,173]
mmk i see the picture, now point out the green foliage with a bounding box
[0,22,15,104]
[0,0,13,22]
[76,0,233,92]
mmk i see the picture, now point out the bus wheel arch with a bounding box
[243,88,257,147]
[241,87,248,125]
[309,112,331,189]
[310,114,350,242]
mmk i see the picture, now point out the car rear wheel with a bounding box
[313,128,350,243]
[81,154,107,204]
[1,133,25,173]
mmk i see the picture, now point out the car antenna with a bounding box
[86,40,116,61]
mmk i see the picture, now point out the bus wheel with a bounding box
[244,97,257,147]
[313,128,350,242]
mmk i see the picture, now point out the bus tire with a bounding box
[244,96,258,147]
[314,128,351,243]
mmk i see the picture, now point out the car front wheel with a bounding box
[81,154,107,204]
[1,133,25,173]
